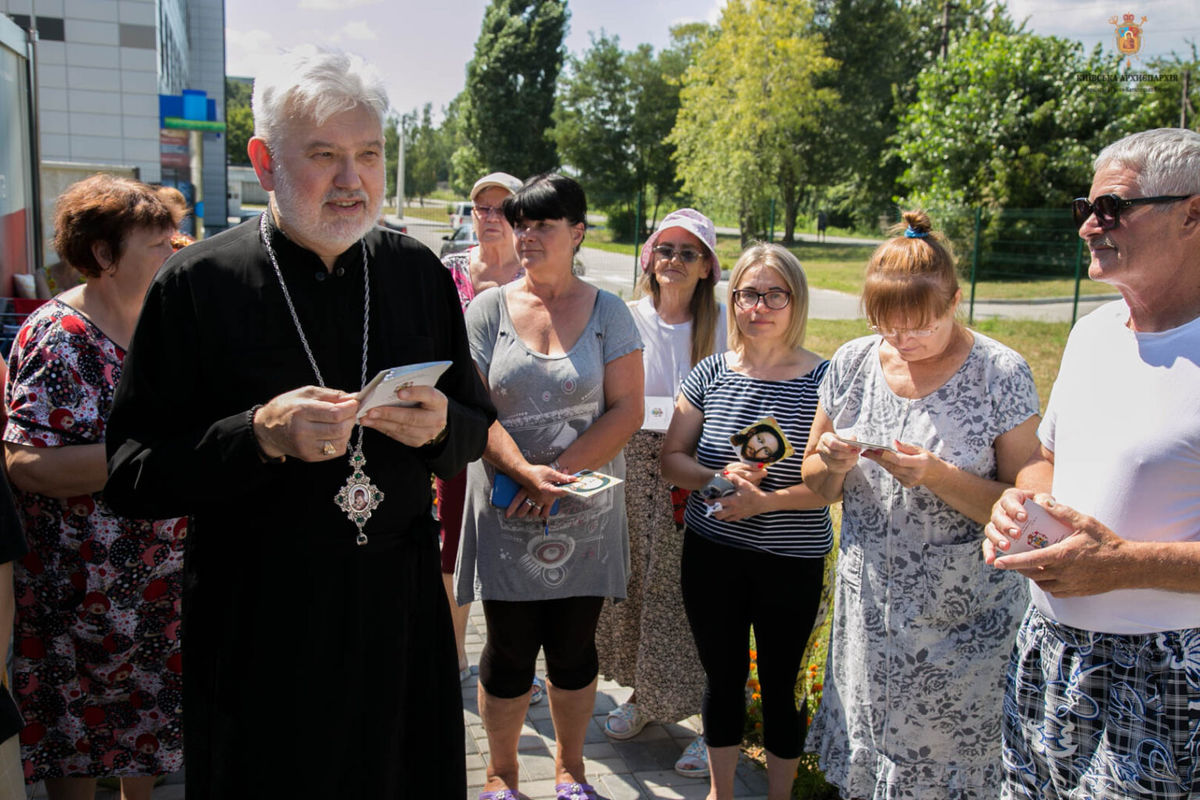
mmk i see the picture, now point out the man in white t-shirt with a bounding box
[986,128,1200,799]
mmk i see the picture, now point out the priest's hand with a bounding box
[252,386,359,462]
[359,385,449,448]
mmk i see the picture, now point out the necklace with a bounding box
[259,212,383,546]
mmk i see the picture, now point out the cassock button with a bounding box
[314,271,326,282]
[335,267,345,277]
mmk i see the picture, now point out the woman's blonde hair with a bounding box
[636,257,720,368]
[862,210,958,330]
[726,243,809,354]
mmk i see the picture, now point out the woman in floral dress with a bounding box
[3,175,185,799]
[802,211,1041,799]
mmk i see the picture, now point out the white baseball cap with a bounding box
[469,172,523,201]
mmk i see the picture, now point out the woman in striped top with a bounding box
[661,243,832,800]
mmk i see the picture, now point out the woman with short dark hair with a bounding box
[455,174,644,800]
[3,174,185,799]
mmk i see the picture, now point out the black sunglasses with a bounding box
[1071,193,1191,230]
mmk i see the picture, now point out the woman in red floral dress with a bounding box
[3,175,185,799]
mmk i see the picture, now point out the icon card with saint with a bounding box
[729,416,793,465]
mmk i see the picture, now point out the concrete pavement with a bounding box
[29,601,768,800]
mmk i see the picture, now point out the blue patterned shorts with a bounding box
[1001,606,1200,800]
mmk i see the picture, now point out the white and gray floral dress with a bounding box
[805,332,1038,800]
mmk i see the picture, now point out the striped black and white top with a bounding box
[680,352,833,558]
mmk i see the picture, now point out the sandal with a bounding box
[555,782,597,800]
[674,736,709,778]
[529,675,546,705]
[603,701,646,740]
[479,791,519,800]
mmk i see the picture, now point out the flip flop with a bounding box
[479,790,518,800]
[555,782,596,800]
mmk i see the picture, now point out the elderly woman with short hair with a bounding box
[436,170,528,686]
[4,174,184,800]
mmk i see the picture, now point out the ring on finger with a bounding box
[523,497,537,508]
[321,441,336,456]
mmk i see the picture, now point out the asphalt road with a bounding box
[391,216,1115,324]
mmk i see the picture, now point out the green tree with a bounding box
[669,0,838,243]
[457,0,569,179]
[553,32,636,210]
[552,29,698,238]
[894,31,1133,213]
[404,104,441,203]
[1123,45,1200,131]
[225,77,254,166]
[384,114,399,204]
[812,0,1016,229]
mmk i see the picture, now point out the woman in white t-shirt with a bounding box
[594,209,726,778]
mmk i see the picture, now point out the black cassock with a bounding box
[106,214,494,798]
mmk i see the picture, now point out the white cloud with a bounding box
[224,28,283,79]
[299,0,381,9]
[336,20,377,41]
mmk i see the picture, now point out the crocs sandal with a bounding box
[674,735,709,778]
[479,790,518,800]
[529,675,546,705]
[555,782,597,800]
[603,701,647,739]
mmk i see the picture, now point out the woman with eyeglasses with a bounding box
[661,242,832,800]
[800,211,1041,800]
[455,173,644,800]
[594,210,726,778]
[437,172,538,693]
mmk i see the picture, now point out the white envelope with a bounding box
[642,396,674,432]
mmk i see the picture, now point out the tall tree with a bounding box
[812,0,1015,228]
[225,77,254,166]
[458,0,568,179]
[894,31,1134,212]
[553,32,637,210]
[403,103,441,204]
[669,0,838,242]
[552,32,694,236]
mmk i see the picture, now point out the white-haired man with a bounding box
[986,127,1200,799]
[106,46,493,796]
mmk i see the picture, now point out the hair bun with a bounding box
[901,210,932,234]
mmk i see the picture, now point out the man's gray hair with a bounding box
[1095,128,1200,197]
[252,45,389,148]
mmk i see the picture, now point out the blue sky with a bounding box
[224,0,1199,119]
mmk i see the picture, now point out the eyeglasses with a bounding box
[652,245,706,264]
[473,204,505,220]
[870,322,939,340]
[731,289,792,310]
[1070,193,1191,230]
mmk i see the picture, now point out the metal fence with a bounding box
[893,206,1092,326]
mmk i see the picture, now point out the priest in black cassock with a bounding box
[105,45,493,798]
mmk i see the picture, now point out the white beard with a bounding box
[271,164,381,257]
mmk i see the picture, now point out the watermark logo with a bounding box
[1109,12,1147,67]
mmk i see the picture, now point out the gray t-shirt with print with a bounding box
[454,284,642,604]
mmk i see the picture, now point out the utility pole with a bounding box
[1182,69,1193,130]
[939,1,956,60]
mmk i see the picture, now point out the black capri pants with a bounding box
[479,596,605,698]
[681,530,824,759]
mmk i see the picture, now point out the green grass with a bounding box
[589,228,1111,301]
[806,317,1066,412]
[401,204,454,223]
